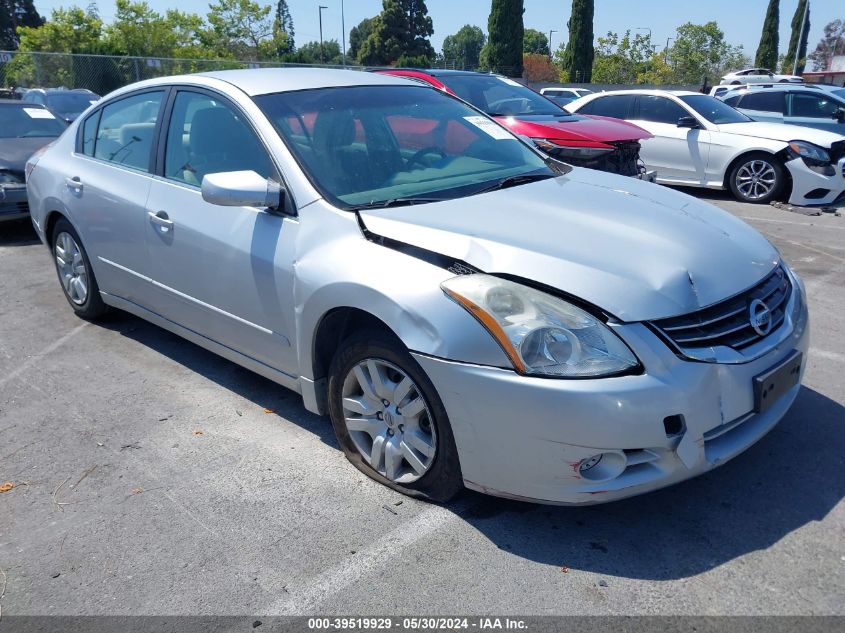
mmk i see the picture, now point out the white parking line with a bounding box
[0,322,89,390]
[809,348,845,364]
[266,502,460,614]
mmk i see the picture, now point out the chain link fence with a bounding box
[0,50,371,95]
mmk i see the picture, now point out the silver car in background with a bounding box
[26,69,809,505]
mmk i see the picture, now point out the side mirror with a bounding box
[677,116,700,129]
[832,108,845,123]
[201,170,287,212]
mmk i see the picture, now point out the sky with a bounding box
[31,0,841,67]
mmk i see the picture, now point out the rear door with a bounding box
[628,95,711,183]
[66,89,166,305]
[786,91,845,133]
[733,91,786,124]
[143,88,298,374]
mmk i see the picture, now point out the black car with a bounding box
[0,99,67,222]
[22,88,99,123]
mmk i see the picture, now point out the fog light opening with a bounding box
[663,414,685,437]
[578,451,627,482]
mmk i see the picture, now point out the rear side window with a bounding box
[93,91,164,172]
[738,91,785,113]
[635,96,687,124]
[723,95,741,107]
[579,95,634,119]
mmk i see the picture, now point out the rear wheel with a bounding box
[328,329,463,503]
[51,218,109,319]
[728,153,785,204]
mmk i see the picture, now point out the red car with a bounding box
[376,69,653,177]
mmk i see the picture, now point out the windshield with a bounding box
[438,74,567,117]
[0,105,66,138]
[46,92,97,114]
[679,94,752,124]
[255,85,553,209]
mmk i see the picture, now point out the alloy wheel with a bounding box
[735,160,777,201]
[341,358,437,483]
[55,231,88,305]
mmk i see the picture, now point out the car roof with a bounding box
[28,88,96,94]
[195,67,416,96]
[584,89,701,98]
[0,98,42,106]
[721,83,844,97]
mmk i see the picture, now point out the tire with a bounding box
[727,153,785,204]
[51,217,109,320]
[328,329,463,503]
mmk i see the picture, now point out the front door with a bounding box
[144,89,298,375]
[630,95,711,184]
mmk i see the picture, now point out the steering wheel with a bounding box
[406,146,448,169]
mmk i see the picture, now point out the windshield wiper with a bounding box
[474,173,555,195]
[350,196,445,210]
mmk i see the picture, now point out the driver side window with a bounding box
[164,91,273,187]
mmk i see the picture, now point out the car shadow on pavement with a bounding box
[98,311,339,449]
[0,218,41,246]
[449,385,843,580]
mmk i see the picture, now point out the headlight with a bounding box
[787,141,830,164]
[0,170,23,185]
[441,275,639,378]
[532,140,614,160]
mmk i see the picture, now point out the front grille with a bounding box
[557,141,641,176]
[651,266,792,352]
[0,201,28,216]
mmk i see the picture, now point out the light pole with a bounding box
[318,5,328,64]
[664,37,674,63]
[341,0,347,67]
[548,30,557,59]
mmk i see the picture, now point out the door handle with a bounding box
[148,210,174,234]
[65,177,83,192]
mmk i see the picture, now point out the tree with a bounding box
[523,27,548,55]
[359,0,434,66]
[483,0,524,77]
[0,0,43,50]
[15,5,102,53]
[442,24,485,69]
[561,0,593,82]
[591,30,653,84]
[755,0,779,69]
[808,19,845,71]
[668,21,748,85]
[781,0,809,74]
[348,17,374,62]
[204,0,276,60]
[293,39,342,64]
[522,53,557,81]
[274,0,294,54]
[104,0,205,58]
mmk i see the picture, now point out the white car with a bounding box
[567,89,845,206]
[720,68,803,85]
[540,87,594,104]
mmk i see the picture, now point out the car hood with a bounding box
[715,121,843,147]
[359,168,778,322]
[501,113,652,144]
[0,136,57,174]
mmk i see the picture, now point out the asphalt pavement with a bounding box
[0,190,843,616]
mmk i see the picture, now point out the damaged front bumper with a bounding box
[785,156,845,207]
[413,275,809,505]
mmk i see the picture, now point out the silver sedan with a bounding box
[26,69,809,504]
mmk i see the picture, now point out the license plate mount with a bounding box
[753,351,803,413]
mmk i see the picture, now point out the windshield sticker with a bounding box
[498,77,523,87]
[23,107,56,119]
[463,115,512,140]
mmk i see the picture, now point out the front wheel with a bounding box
[328,329,463,503]
[727,153,785,204]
